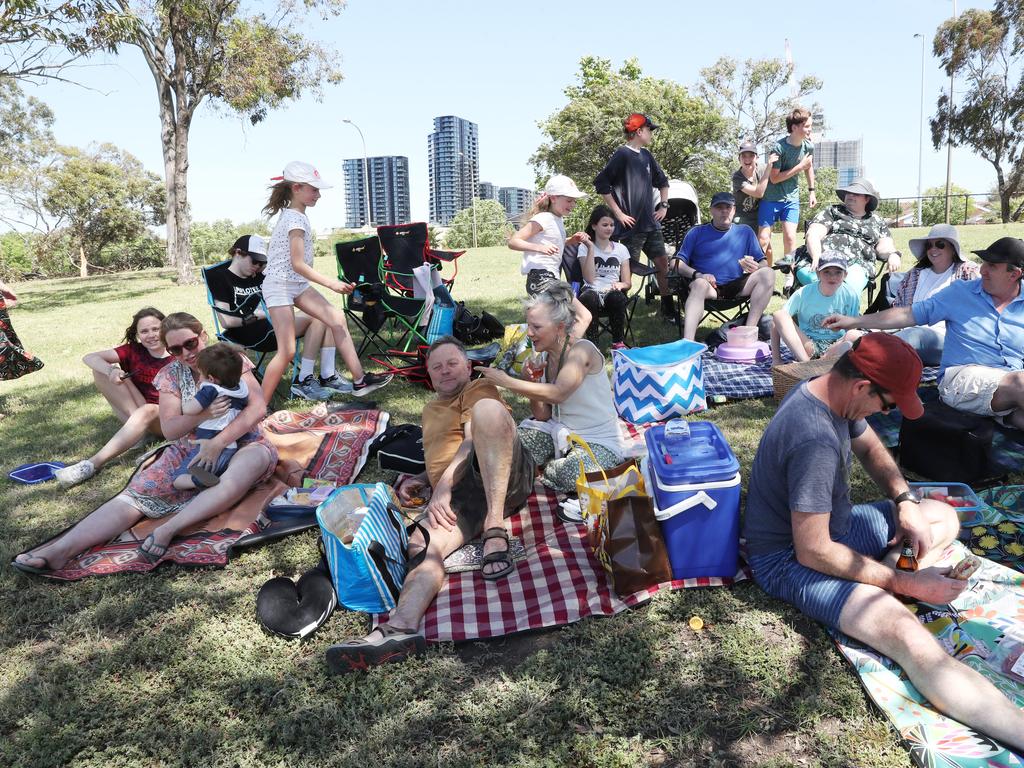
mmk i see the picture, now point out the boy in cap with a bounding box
[732,141,779,262]
[745,332,1024,752]
[594,113,674,320]
[758,108,815,261]
[771,250,861,362]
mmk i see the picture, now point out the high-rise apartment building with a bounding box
[814,138,864,187]
[427,115,478,226]
[498,186,536,221]
[342,155,410,228]
[479,181,497,201]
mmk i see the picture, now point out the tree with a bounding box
[922,183,972,226]
[0,1,110,83]
[44,142,165,275]
[930,5,1024,223]
[532,57,733,210]
[444,200,512,249]
[698,57,822,146]
[190,218,269,265]
[83,0,344,283]
[0,80,61,234]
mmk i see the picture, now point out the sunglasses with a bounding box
[167,335,201,356]
[926,240,950,250]
[870,383,895,415]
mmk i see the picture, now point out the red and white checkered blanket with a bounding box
[409,484,747,643]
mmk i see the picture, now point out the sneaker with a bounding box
[318,373,353,394]
[610,341,628,351]
[55,460,96,488]
[352,372,394,396]
[290,375,334,401]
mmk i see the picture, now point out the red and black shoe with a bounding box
[325,624,425,675]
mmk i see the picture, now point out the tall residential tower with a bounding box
[342,155,410,227]
[427,115,478,226]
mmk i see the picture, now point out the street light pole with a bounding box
[343,118,372,229]
[944,0,957,224]
[914,33,926,227]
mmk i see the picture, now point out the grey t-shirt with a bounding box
[732,165,765,226]
[743,381,867,556]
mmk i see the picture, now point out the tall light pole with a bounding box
[343,118,372,229]
[914,33,926,227]
[456,150,478,247]
[944,0,957,223]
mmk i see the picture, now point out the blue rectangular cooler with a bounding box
[644,422,741,579]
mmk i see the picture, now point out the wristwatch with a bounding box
[655,202,669,211]
[807,187,815,192]
[892,490,921,505]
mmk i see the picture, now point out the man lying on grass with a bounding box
[744,333,1024,751]
[325,336,535,674]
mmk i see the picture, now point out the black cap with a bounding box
[710,192,736,207]
[972,237,1024,268]
[231,234,268,262]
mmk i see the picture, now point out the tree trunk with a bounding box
[994,166,1010,224]
[173,120,194,284]
[154,66,178,269]
[79,244,87,277]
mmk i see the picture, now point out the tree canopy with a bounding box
[930,3,1024,222]
[532,57,734,209]
[698,57,822,147]
[444,199,512,249]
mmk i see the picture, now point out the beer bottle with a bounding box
[896,538,918,572]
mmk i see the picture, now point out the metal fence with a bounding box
[877,193,999,227]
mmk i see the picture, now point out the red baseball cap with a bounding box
[847,333,924,419]
[624,113,659,133]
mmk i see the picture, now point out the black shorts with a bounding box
[525,269,559,297]
[452,432,536,541]
[716,273,751,300]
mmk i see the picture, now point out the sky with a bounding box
[22,0,997,232]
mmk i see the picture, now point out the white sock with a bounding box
[320,348,336,379]
[299,358,316,380]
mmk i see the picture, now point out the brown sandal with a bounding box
[480,527,515,581]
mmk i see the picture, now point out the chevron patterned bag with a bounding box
[612,339,707,424]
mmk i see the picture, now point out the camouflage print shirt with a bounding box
[810,204,891,273]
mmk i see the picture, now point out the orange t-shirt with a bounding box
[420,378,507,486]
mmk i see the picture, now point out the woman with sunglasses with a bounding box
[13,313,277,574]
[890,224,979,365]
[55,307,171,487]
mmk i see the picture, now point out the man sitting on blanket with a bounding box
[670,191,775,341]
[826,236,1024,428]
[745,333,1024,751]
[325,335,536,674]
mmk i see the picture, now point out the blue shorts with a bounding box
[171,444,237,484]
[748,501,896,628]
[758,200,800,227]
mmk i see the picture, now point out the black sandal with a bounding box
[480,526,515,581]
[325,624,425,675]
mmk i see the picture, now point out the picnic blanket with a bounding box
[866,388,1024,477]
[831,489,1024,767]
[386,483,748,643]
[29,405,388,581]
[702,345,939,402]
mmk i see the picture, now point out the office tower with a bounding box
[343,155,410,227]
[498,186,536,221]
[427,115,478,226]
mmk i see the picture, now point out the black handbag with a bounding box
[368,424,426,475]
[899,400,995,483]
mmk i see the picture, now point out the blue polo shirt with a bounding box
[912,279,1024,378]
[675,223,763,284]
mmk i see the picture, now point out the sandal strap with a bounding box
[481,551,512,565]
[375,623,418,639]
[481,526,509,542]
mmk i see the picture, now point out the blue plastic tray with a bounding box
[8,462,66,484]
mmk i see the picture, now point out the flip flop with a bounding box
[138,533,169,564]
[189,465,221,488]
[325,624,425,675]
[480,526,515,581]
[11,553,53,576]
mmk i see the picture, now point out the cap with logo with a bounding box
[271,160,332,190]
[231,234,268,262]
[816,250,848,272]
[624,113,659,133]
[543,174,587,199]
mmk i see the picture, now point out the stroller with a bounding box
[644,179,701,304]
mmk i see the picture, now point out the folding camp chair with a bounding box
[335,236,431,359]
[377,222,465,295]
[560,244,651,347]
[201,261,276,378]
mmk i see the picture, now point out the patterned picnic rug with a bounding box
[830,487,1024,767]
[866,388,1024,476]
[701,346,939,402]
[397,483,748,643]
[33,406,387,581]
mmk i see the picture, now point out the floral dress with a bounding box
[120,356,277,519]
[0,298,43,380]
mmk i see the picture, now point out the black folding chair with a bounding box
[201,261,276,378]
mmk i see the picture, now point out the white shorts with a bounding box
[938,364,1013,417]
[262,277,311,308]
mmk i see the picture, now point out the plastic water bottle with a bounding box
[352,274,365,305]
[664,419,690,448]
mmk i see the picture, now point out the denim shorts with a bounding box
[758,200,800,227]
[748,501,895,628]
[262,277,311,308]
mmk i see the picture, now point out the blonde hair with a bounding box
[523,192,554,221]
[262,181,293,217]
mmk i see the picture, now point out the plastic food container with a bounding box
[910,482,983,513]
[727,326,758,347]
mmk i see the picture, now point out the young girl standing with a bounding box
[260,161,392,403]
[577,204,632,348]
[507,174,592,339]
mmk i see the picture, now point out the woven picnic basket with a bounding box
[771,357,836,403]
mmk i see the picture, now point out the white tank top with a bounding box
[550,339,625,457]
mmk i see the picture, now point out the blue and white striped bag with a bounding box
[612,339,707,424]
[317,483,411,613]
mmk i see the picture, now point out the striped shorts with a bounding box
[748,501,895,628]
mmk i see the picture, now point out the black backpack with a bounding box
[368,424,426,475]
[899,400,995,483]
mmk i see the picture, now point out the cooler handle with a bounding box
[671,490,717,513]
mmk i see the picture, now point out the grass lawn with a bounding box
[2,222,1023,768]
